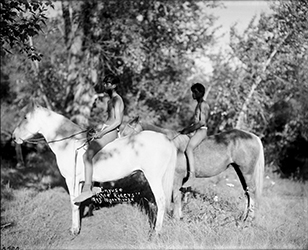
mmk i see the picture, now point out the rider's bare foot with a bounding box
[73,184,95,204]
[74,190,95,204]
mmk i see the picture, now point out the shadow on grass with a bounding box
[1,143,67,192]
[81,170,157,230]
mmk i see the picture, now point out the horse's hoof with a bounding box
[173,215,181,220]
[70,227,80,236]
[180,186,192,192]
[148,229,161,241]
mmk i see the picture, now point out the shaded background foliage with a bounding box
[1,0,308,180]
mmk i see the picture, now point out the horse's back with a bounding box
[193,129,261,176]
[103,130,173,153]
[91,130,176,181]
[210,129,254,144]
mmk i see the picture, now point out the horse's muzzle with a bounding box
[12,133,22,144]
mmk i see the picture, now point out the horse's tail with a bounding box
[253,136,264,200]
[162,143,177,211]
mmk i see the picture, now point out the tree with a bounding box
[36,0,219,128]
[226,0,308,178]
[0,0,54,61]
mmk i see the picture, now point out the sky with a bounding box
[212,1,273,50]
[195,1,273,75]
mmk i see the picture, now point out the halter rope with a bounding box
[23,129,90,145]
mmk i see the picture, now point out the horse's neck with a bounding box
[173,135,189,152]
[39,109,82,142]
[33,108,86,180]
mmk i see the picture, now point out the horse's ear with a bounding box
[28,99,35,109]
[28,98,41,110]
[127,116,140,126]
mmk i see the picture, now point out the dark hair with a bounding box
[94,74,120,93]
[191,83,205,96]
[103,74,120,85]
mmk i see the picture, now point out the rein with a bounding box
[171,133,181,140]
[23,129,89,145]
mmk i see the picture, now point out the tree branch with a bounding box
[236,31,293,129]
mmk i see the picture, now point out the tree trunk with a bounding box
[61,1,71,45]
[61,1,98,127]
[28,36,52,109]
[204,84,213,101]
[235,32,292,129]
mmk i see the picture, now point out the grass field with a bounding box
[1,157,308,249]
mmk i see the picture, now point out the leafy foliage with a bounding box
[227,0,308,178]
[0,0,54,60]
[57,0,219,127]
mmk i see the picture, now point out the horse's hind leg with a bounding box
[231,164,253,222]
[146,179,166,233]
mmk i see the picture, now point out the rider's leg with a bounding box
[183,128,207,188]
[74,130,118,203]
[82,146,96,192]
[73,142,101,203]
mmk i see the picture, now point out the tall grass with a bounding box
[1,166,307,249]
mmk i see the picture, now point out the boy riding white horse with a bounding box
[74,74,124,203]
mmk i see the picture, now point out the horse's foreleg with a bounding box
[66,178,82,235]
[172,152,187,220]
[70,201,81,235]
[172,175,184,220]
[172,190,183,220]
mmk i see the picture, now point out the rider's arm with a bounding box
[180,102,209,134]
[180,123,203,135]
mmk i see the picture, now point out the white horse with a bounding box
[12,103,177,235]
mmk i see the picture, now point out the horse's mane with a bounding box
[32,104,83,133]
[140,122,169,134]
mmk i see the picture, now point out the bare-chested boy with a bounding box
[74,75,124,203]
[180,83,210,188]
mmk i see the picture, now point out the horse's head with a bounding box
[12,102,44,144]
[121,116,143,137]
